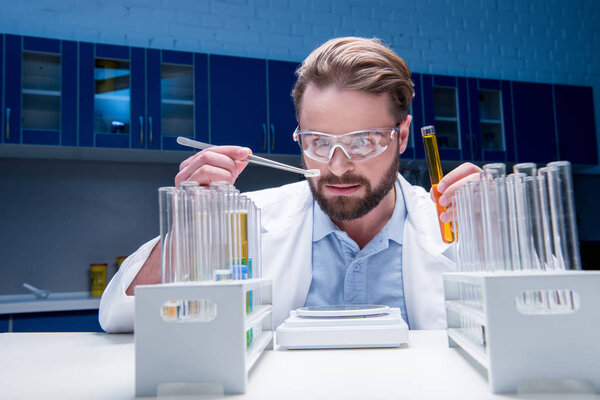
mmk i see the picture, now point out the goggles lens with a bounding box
[293,127,398,161]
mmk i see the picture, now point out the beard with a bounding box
[304,155,399,221]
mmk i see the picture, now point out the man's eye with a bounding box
[350,134,373,148]
[313,137,331,147]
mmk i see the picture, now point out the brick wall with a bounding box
[1,0,599,165]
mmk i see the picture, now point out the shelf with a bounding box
[246,331,273,373]
[244,305,272,330]
[434,116,459,122]
[445,300,486,326]
[447,328,488,369]
[480,119,502,124]
[161,99,194,106]
[22,88,61,96]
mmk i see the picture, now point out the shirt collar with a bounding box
[312,179,407,245]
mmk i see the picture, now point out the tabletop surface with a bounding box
[0,330,598,400]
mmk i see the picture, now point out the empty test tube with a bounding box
[546,161,581,270]
[420,125,454,243]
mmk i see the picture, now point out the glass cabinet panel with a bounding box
[478,90,504,150]
[161,64,194,137]
[94,58,131,134]
[22,51,61,130]
[433,87,459,149]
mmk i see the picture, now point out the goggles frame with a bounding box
[292,125,400,162]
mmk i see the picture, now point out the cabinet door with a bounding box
[267,60,299,155]
[210,55,267,150]
[467,78,515,163]
[421,74,469,161]
[554,84,597,165]
[0,35,4,144]
[80,43,137,148]
[11,310,102,332]
[4,35,77,146]
[406,72,424,160]
[152,50,209,150]
[512,81,557,163]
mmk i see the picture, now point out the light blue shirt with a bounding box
[305,181,410,326]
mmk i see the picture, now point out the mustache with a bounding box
[318,173,370,187]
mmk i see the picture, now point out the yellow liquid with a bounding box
[423,134,454,244]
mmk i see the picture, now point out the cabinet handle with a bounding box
[149,116,153,146]
[270,124,275,151]
[139,116,144,146]
[5,108,10,140]
[262,123,267,151]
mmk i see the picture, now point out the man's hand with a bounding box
[175,146,253,187]
[432,162,481,223]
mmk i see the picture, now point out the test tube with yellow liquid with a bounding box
[421,125,454,243]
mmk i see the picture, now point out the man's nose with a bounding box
[327,145,353,176]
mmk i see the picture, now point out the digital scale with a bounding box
[276,305,408,349]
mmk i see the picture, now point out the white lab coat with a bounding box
[99,174,456,333]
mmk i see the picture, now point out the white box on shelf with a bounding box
[443,270,600,394]
[135,278,273,397]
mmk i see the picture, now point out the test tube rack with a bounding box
[134,278,273,396]
[443,271,600,394]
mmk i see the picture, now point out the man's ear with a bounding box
[398,115,412,154]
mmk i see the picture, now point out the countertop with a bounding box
[0,291,101,314]
[0,330,598,400]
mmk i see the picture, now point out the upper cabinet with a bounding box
[1,34,597,166]
[3,35,77,146]
[468,78,515,163]
[79,44,209,150]
[150,50,209,150]
[267,60,300,155]
[511,81,557,163]
[418,74,470,161]
[209,55,298,154]
[554,84,598,165]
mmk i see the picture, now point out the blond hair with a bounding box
[293,37,414,124]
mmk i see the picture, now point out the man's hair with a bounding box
[292,37,415,124]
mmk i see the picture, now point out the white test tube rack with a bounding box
[443,270,600,394]
[134,278,273,397]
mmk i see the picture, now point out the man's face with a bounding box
[298,84,411,221]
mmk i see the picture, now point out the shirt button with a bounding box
[354,264,361,271]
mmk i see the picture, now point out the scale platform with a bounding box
[276,305,408,349]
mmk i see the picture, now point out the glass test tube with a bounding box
[159,187,178,283]
[420,125,454,243]
[546,161,581,270]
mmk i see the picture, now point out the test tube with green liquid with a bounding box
[421,125,454,244]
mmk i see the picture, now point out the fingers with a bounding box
[437,163,482,207]
[175,146,252,187]
[440,206,454,223]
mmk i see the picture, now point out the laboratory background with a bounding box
[0,0,599,332]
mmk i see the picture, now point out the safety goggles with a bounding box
[292,126,400,162]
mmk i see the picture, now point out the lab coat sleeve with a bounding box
[98,236,159,333]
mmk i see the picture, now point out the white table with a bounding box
[0,331,597,400]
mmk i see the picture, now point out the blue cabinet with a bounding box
[467,78,516,163]
[210,55,268,150]
[153,50,209,150]
[0,35,3,143]
[79,42,144,149]
[511,81,557,163]
[405,72,426,160]
[210,55,299,154]
[11,310,102,332]
[268,60,300,154]
[419,74,470,161]
[554,84,598,165]
[80,44,209,151]
[4,35,77,146]
[2,34,596,165]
